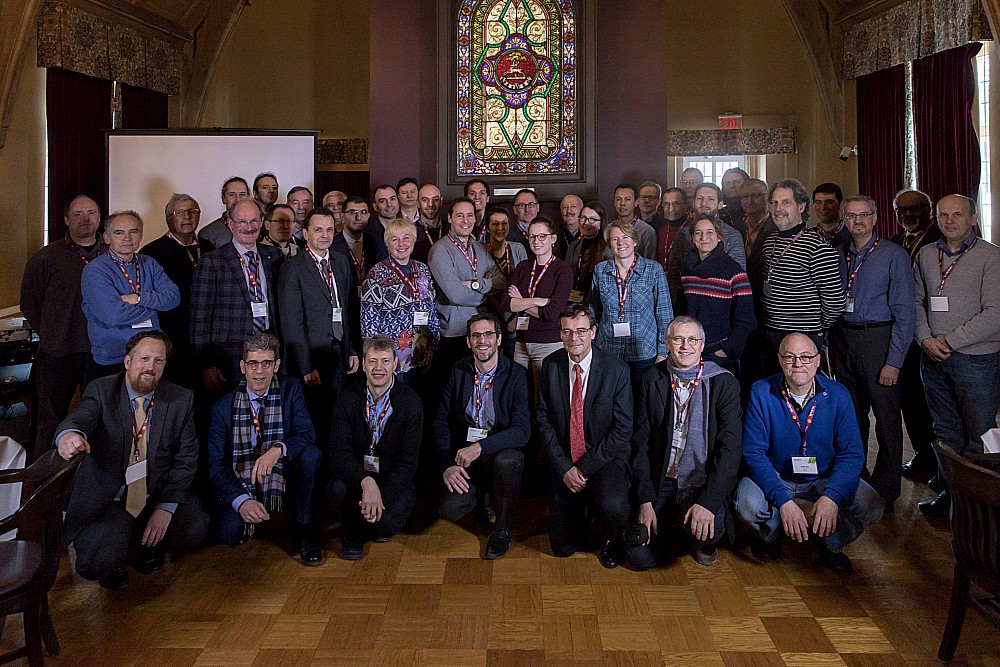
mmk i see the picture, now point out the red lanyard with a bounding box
[781,386,816,455]
[473,370,496,428]
[765,230,804,283]
[527,258,553,297]
[937,237,978,294]
[365,386,393,454]
[386,259,420,299]
[309,251,335,296]
[844,237,879,296]
[448,234,478,273]
[495,243,512,277]
[423,223,444,246]
[237,252,262,296]
[614,256,638,319]
[669,361,704,430]
[170,234,201,267]
[348,241,365,279]
[116,258,141,294]
[131,395,155,461]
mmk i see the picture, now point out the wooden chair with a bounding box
[933,441,1000,662]
[0,451,81,667]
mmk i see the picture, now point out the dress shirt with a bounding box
[235,243,269,326]
[365,381,395,448]
[230,387,288,512]
[567,348,594,404]
[309,249,343,307]
[591,256,673,361]
[464,361,498,431]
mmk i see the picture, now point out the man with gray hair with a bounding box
[637,181,666,232]
[679,167,704,200]
[141,194,215,387]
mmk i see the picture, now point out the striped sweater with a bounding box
[679,246,757,358]
[760,223,845,333]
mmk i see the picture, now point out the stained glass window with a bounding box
[456,0,577,176]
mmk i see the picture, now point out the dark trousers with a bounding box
[921,350,1000,457]
[216,444,323,545]
[30,351,94,460]
[830,323,903,504]
[548,459,630,557]
[327,476,416,543]
[304,359,345,452]
[900,341,934,458]
[439,448,524,532]
[72,497,209,581]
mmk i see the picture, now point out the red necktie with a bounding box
[570,363,586,463]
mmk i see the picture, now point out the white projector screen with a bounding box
[107,130,317,247]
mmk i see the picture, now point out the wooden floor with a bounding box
[3,463,1000,666]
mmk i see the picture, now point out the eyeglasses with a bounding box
[244,359,276,370]
[844,212,875,221]
[740,193,765,200]
[560,327,593,339]
[346,209,369,216]
[233,218,261,226]
[638,195,659,201]
[579,216,601,224]
[894,204,928,215]
[513,202,539,210]
[469,331,498,341]
[779,353,820,365]
[526,233,554,241]
[170,209,200,218]
[681,179,702,186]
[668,336,703,346]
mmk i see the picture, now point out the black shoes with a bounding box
[819,544,854,575]
[133,548,164,575]
[927,475,944,492]
[692,545,718,566]
[485,529,512,560]
[98,568,129,591]
[902,453,937,478]
[228,534,250,549]
[341,534,366,560]
[598,538,622,569]
[919,490,951,517]
[750,536,782,563]
[297,524,324,566]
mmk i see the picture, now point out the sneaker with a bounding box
[691,545,718,566]
[485,529,512,560]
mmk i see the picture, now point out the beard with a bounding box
[129,372,157,395]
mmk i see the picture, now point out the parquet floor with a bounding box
[4,455,1000,666]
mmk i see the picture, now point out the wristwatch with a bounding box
[136,293,141,304]
[470,280,481,292]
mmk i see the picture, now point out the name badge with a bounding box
[791,456,819,474]
[930,296,949,312]
[613,322,631,338]
[569,289,585,303]
[364,455,380,473]
[332,307,343,322]
[845,299,855,313]
[516,316,530,331]
[466,427,488,442]
[131,319,153,329]
[762,282,773,298]
[671,429,685,449]
[251,301,268,318]
[413,311,430,326]
[125,459,147,484]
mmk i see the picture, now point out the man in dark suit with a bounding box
[190,199,282,398]
[278,208,360,446]
[889,188,942,479]
[56,331,209,590]
[332,196,378,286]
[328,335,423,560]
[208,333,323,565]
[536,304,632,568]
[434,313,530,560]
[629,316,743,569]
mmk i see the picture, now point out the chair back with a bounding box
[934,441,1000,591]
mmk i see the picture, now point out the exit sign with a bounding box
[719,114,742,130]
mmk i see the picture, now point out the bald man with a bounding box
[735,333,883,575]
[556,194,584,260]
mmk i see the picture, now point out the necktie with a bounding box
[126,397,148,518]
[246,251,267,331]
[570,363,586,463]
[320,258,345,341]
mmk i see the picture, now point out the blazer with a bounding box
[207,376,316,507]
[630,363,743,511]
[189,242,282,379]
[59,374,199,543]
[277,250,357,379]
[432,355,531,471]
[332,232,378,284]
[536,347,633,479]
[329,380,423,492]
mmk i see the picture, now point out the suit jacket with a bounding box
[630,363,742,511]
[536,347,633,479]
[433,355,531,471]
[189,242,282,380]
[207,376,316,507]
[366,219,391,263]
[59,374,199,543]
[332,232,378,284]
[329,380,423,492]
[277,250,357,379]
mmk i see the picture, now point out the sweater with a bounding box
[679,246,756,359]
[501,257,574,343]
[428,236,505,337]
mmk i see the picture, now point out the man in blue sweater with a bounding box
[735,333,883,574]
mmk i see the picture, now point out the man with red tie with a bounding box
[536,304,632,568]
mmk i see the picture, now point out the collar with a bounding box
[474,357,500,379]
[235,242,259,256]
[936,232,977,256]
[247,388,267,402]
[309,248,329,262]
[108,250,136,265]
[849,234,877,254]
[568,348,594,375]
[366,377,395,405]
[777,221,806,238]
[125,382,155,404]
[343,231,362,246]
[167,232,199,247]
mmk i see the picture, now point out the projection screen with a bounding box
[107,129,317,247]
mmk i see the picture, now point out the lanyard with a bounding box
[237,252,262,298]
[71,241,97,265]
[765,230,804,283]
[844,237,879,296]
[309,251,335,297]
[422,223,443,246]
[495,243,512,278]
[387,259,420,299]
[347,240,365,279]
[473,369,496,428]
[131,395,155,461]
[781,386,816,455]
[365,385,393,454]
[169,234,201,267]
[448,234,478,273]
[527,257,553,297]
[937,237,978,294]
[670,361,704,431]
[116,258,141,294]
[614,256,638,319]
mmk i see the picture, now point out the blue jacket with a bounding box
[742,374,864,506]
[81,253,180,365]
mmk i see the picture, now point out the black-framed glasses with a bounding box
[513,202,539,210]
[779,353,820,365]
[469,331,498,341]
[346,209,369,216]
[526,233,554,241]
[579,216,601,224]
[244,359,276,370]
[560,327,592,339]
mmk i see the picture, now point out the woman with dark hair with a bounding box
[485,205,527,282]
[565,201,612,305]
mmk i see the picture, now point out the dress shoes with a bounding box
[918,490,951,517]
[598,539,622,569]
[297,524,324,566]
[133,548,164,575]
[927,475,943,493]
[341,535,366,560]
[819,543,854,575]
[901,453,937,478]
[691,545,718,566]
[485,529,512,560]
[98,568,130,591]
[227,534,250,549]
[750,536,782,563]
[372,536,394,544]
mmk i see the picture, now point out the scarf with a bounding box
[231,377,286,526]
[667,359,730,505]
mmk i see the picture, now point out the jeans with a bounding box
[920,350,1000,456]
[734,474,883,553]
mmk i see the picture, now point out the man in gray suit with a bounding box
[56,331,208,590]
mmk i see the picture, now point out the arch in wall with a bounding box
[0,0,44,149]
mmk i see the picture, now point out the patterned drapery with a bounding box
[665,129,797,157]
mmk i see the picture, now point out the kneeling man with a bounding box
[629,316,742,569]
[735,333,883,574]
[208,333,324,565]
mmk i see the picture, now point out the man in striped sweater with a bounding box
[759,179,845,372]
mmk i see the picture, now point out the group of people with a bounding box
[19,165,999,590]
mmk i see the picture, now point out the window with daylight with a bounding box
[456,0,577,176]
[974,41,992,240]
[682,155,748,187]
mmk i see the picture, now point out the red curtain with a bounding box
[856,64,907,239]
[121,83,168,129]
[912,43,983,208]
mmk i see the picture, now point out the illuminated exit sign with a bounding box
[719,114,742,130]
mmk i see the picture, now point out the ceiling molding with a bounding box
[0,0,44,149]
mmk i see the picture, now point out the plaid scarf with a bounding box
[231,377,286,522]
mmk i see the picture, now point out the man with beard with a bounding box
[812,183,850,247]
[719,168,749,232]
[509,188,540,248]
